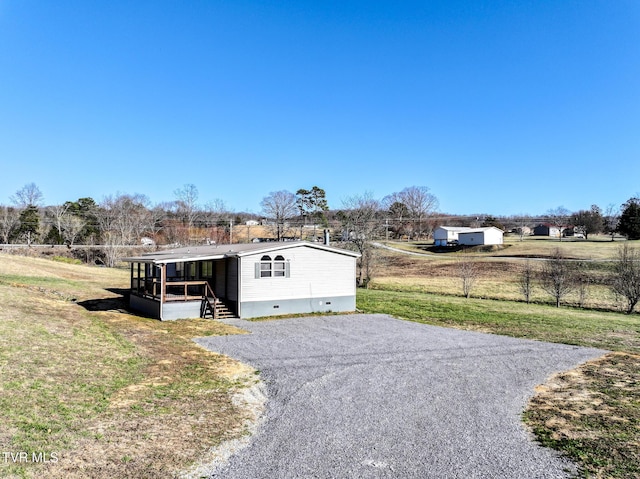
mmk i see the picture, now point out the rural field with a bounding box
[0,254,260,478]
[373,235,633,310]
[361,236,640,478]
[1,236,639,478]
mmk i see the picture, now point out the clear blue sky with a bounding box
[1,0,638,216]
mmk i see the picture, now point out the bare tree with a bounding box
[47,203,71,243]
[0,206,20,243]
[518,260,535,303]
[156,201,181,245]
[573,262,591,308]
[546,206,570,241]
[512,214,532,241]
[610,244,640,314]
[338,192,382,288]
[391,186,439,240]
[540,249,576,307]
[10,183,44,208]
[174,184,201,243]
[98,194,154,266]
[260,190,298,241]
[458,256,479,299]
[204,199,228,221]
[60,214,87,246]
[203,199,230,244]
[604,203,620,241]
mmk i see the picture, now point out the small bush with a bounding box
[52,256,83,265]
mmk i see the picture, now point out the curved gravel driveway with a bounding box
[196,314,605,478]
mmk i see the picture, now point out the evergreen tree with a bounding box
[17,205,40,245]
[617,197,640,240]
[64,197,99,243]
[296,186,329,226]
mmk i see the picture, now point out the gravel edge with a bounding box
[178,379,267,479]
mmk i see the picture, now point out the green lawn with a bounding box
[357,288,640,353]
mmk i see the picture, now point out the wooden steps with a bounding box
[201,297,236,319]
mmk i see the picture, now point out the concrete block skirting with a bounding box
[130,295,356,320]
[239,295,356,319]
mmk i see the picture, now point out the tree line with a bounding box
[455,244,640,315]
[2,182,640,273]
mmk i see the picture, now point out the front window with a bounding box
[274,255,286,277]
[257,254,288,278]
[201,261,213,278]
[186,262,196,280]
[260,255,272,277]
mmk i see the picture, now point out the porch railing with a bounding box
[133,279,216,303]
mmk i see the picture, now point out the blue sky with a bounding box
[1,0,638,216]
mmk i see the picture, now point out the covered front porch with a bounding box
[127,257,238,320]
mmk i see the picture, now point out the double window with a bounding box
[258,255,288,278]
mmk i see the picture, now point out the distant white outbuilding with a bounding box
[433,226,473,246]
[433,226,504,246]
[457,227,504,246]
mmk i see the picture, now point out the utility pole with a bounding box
[229,218,233,244]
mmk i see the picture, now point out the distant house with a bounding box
[533,224,562,237]
[458,227,504,246]
[512,226,532,237]
[123,241,360,321]
[433,226,504,246]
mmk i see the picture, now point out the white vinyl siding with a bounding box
[242,245,356,302]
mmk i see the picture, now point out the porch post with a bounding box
[160,263,166,304]
[136,263,141,295]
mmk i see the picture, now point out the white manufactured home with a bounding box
[457,227,504,246]
[123,241,360,320]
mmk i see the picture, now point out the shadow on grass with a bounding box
[77,288,130,313]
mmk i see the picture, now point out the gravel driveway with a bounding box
[195,314,605,479]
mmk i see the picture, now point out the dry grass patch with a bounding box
[373,246,622,310]
[0,254,257,479]
[525,353,640,478]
